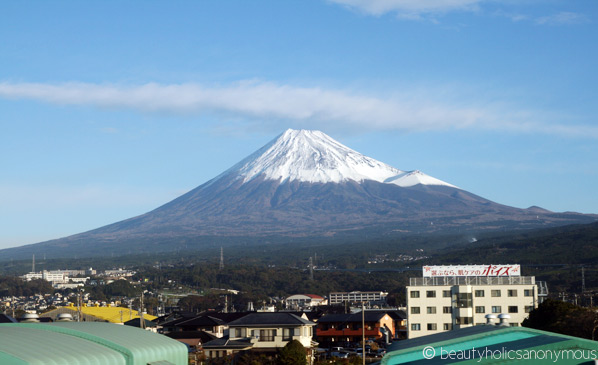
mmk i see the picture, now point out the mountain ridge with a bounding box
[1,129,596,259]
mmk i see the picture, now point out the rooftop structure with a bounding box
[382,325,598,364]
[0,322,187,364]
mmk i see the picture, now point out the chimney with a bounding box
[498,314,511,326]
[485,314,497,325]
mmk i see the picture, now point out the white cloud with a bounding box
[535,12,589,25]
[327,0,483,18]
[0,80,597,138]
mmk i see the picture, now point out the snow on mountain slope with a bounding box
[229,129,456,188]
[385,170,458,188]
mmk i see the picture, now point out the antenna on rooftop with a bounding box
[582,266,586,294]
[219,247,224,270]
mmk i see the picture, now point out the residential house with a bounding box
[316,311,396,348]
[202,312,318,363]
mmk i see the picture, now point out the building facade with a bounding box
[328,291,388,305]
[407,274,539,339]
[316,311,396,347]
[285,294,326,310]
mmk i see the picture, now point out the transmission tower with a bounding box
[219,247,224,270]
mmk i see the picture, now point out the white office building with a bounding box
[329,291,388,305]
[407,265,539,339]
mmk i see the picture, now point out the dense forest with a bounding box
[1,222,597,305]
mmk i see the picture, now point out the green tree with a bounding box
[522,299,597,339]
[277,340,307,365]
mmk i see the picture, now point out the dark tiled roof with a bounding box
[0,314,17,323]
[177,315,226,327]
[317,311,388,324]
[202,337,254,350]
[228,312,315,327]
[165,330,217,343]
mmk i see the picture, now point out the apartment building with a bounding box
[407,265,539,339]
[328,291,388,305]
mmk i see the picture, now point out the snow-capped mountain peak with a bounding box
[229,129,456,188]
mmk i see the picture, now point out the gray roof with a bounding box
[202,337,254,350]
[317,311,388,324]
[228,312,315,327]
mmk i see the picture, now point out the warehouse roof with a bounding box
[382,325,598,364]
[0,322,187,365]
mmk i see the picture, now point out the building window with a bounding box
[411,323,421,331]
[427,323,437,331]
[426,290,436,298]
[474,290,484,297]
[259,329,276,342]
[411,307,420,314]
[524,289,533,297]
[410,291,420,298]
[234,328,243,338]
[443,323,453,330]
[283,328,292,341]
[475,306,485,313]
[443,290,451,297]
[443,306,452,314]
[427,307,436,314]
[525,306,534,313]
[456,293,472,308]
[456,317,473,325]
[508,306,518,313]
[491,306,501,313]
[491,290,501,297]
[508,290,517,297]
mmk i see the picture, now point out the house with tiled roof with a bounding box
[316,310,396,348]
[202,312,318,363]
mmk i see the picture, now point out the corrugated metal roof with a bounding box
[382,326,598,365]
[0,325,126,365]
[42,306,157,323]
[0,322,188,365]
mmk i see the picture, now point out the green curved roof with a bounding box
[0,322,187,365]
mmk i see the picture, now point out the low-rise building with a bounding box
[316,311,396,347]
[329,291,388,306]
[285,294,326,310]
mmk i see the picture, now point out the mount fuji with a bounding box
[3,129,596,258]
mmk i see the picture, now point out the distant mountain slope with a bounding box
[1,129,596,259]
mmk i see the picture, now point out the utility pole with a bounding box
[140,291,145,330]
[219,247,224,270]
[309,257,314,281]
[582,266,586,295]
[32,254,35,273]
[362,302,366,365]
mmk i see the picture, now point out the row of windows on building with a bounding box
[233,327,312,342]
[410,305,534,315]
[410,322,520,331]
[410,289,534,298]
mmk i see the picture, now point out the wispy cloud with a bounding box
[535,11,589,25]
[0,80,597,138]
[327,0,483,19]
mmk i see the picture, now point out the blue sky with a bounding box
[1,0,597,249]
